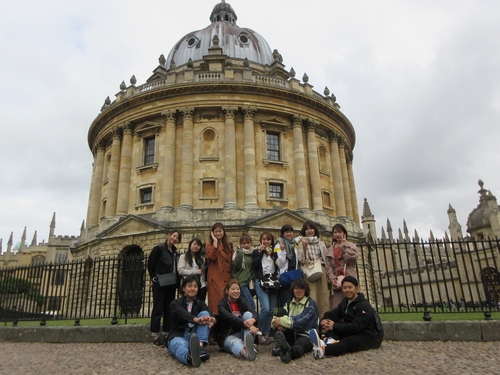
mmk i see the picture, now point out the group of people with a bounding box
[147,221,382,367]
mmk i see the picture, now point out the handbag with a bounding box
[302,259,323,282]
[260,273,280,292]
[333,264,346,290]
[279,269,303,288]
[156,273,177,287]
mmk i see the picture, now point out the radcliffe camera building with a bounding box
[77,0,361,258]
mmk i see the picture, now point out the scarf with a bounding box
[278,236,296,261]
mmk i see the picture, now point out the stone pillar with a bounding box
[116,122,133,216]
[105,128,121,218]
[242,106,258,209]
[328,131,346,217]
[292,115,309,211]
[338,139,353,219]
[346,155,360,225]
[179,107,195,209]
[87,142,105,227]
[305,119,323,211]
[161,110,177,210]
[222,105,239,209]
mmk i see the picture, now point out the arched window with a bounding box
[200,127,219,161]
[318,144,329,174]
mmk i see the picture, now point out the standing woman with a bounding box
[148,229,182,346]
[178,238,207,302]
[205,222,233,316]
[325,223,358,310]
[274,224,298,307]
[297,220,329,318]
[252,231,278,345]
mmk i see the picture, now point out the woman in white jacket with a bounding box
[178,238,207,302]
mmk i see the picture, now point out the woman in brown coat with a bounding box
[205,222,233,315]
[325,224,358,310]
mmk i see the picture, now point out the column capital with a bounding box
[121,121,133,135]
[111,127,122,140]
[242,106,257,120]
[161,109,178,123]
[328,130,340,143]
[305,118,318,132]
[222,105,238,119]
[292,114,304,128]
[180,107,195,120]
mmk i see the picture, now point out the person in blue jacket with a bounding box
[271,278,319,363]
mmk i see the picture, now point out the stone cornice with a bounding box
[88,83,355,150]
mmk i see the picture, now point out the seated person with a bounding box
[167,275,216,367]
[271,278,319,363]
[309,275,382,359]
[217,278,259,361]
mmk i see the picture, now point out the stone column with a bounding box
[347,155,360,225]
[222,105,239,209]
[105,128,121,218]
[161,110,177,210]
[292,115,309,210]
[87,142,105,227]
[179,107,195,209]
[328,131,346,217]
[338,139,353,219]
[116,122,133,216]
[305,119,323,211]
[242,106,258,209]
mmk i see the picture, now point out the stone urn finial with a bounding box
[212,34,220,46]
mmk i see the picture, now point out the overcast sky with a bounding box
[1,0,499,247]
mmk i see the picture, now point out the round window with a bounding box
[238,34,249,44]
[187,37,197,47]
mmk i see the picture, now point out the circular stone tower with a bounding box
[79,1,361,257]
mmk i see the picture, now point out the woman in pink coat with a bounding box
[325,224,358,310]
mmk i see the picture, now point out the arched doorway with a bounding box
[481,267,500,308]
[117,245,145,316]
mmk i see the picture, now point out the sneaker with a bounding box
[153,336,166,347]
[199,348,210,362]
[274,331,292,364]
[258,335,273,345]
[309,329,325,359]
[242,332,257,361]
[187,333,201,367]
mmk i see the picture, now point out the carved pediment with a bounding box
[97,215,166,239]
[260,116,289,133]
[134,121,163,138]
[248,209,308,231]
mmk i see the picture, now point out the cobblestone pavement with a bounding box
[1,341,499,375]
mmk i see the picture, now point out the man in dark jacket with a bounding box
[167,275,216,367]
[309,276,382,358]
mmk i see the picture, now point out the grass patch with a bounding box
[2,318,149,327]
[379,312,499,321]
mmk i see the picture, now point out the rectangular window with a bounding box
[141,187,152,204]
[53,270,65,286]
[269,183,283,199]
[144,137,155,165]
[267,133,280,161]
[48,297,62,311]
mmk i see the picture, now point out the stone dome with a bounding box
[466,180,500,232]
[165,1,274,68]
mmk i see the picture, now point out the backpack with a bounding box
[373,310,384,347]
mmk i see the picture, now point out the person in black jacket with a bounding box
[217,278,259,361]
[167,275,216,367]
[147,229,181,346]
[309,276,382,358]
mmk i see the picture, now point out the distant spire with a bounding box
[0,238,2,254]
[49,212,56,238]
[362,198,373,218]
[414,229,420,242]
[81,220,85,232]
[31,231,37,247]
[430,230,435,242]
[21,227,26,242]
[7,232,13,253]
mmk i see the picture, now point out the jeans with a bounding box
[168,311,211,365]
[223,311,253,358]
[240,285,256,310]
[254,279,277,336]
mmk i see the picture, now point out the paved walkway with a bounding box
[1,341,499,375]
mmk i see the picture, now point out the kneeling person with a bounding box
[167,275,216,367]
[310,276,382,359]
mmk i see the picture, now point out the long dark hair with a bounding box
[332,223,348,242]
[185,238,204,268]
[209,222,230,250]
[259,231,275,248]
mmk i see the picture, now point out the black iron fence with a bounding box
[1,237,499,324]
[357,237,500,318]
